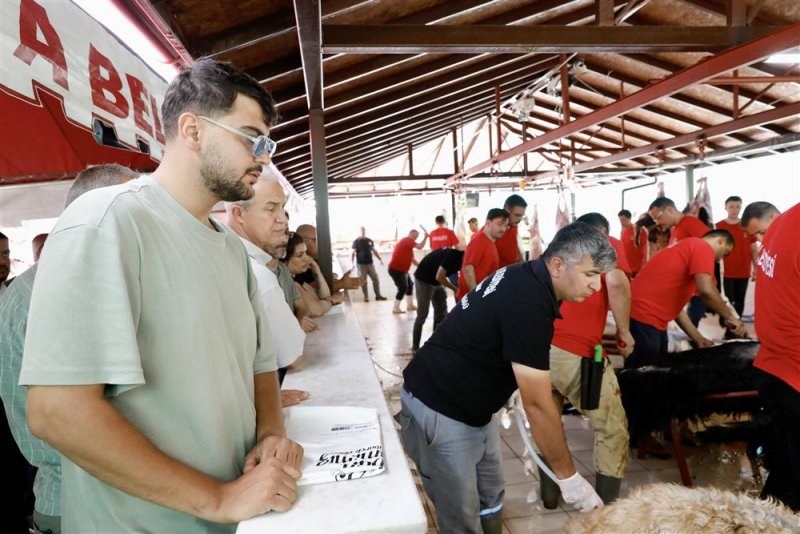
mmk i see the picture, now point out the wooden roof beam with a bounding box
[523,103,800,183]
[444,24,800,185]
[321,24,783,54]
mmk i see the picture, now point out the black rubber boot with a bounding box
[480,512,503,534]
[595,473,622,504]
[537,458,560,509]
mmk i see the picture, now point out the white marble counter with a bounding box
[237,304,427,534]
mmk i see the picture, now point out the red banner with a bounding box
[1,0,168,182]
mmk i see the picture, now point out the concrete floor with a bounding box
[338,255,762,533]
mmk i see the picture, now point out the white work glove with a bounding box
[555,472,604,513]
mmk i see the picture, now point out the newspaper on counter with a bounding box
[285,406,385,486]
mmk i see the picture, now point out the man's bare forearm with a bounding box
[463,265,477,291]
[28,385,226,522]
[606,268,631,333]
[255,372,286,442]
[525,401,576,479]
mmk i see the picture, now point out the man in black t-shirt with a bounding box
[397,222,616,534]
[350,226,386,302]
[411,247,464,351]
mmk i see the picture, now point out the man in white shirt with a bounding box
[227,175,309,405]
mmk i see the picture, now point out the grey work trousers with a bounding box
[357,263,381,299]
[412,279,447,351]
[396,389,504,534]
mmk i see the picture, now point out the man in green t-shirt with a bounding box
[20,59,303,532]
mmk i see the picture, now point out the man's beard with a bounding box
[200,144,257,202]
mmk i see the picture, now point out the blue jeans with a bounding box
[396,389,504,534]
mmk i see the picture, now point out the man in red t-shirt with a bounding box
[648,197,710,245]
[618,209,648,276]
[649,196,714,325]
[742,201,799,511]
[456,208,509,300]
[388,228,429,313]
[716,196,757,319]
[495,194,527,267]
[428,215,459,250]
[626,231,747,369]
[544,213,633,506]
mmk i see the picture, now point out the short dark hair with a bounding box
[703,228,734,246]
[618,209,632,219]
[161,58,278,140]
[467,217,478,224]
[543,221,616,272]
[282,232,305,262]
[649,197,676,210]
[504,194,528,210]
[486,208,510,221]
[0,231,7,241]
[65,164,138,207]
[741,201,779,228]
[435,215,446,224]
[577,212,610,234]
[725,195,742,205]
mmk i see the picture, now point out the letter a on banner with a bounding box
[13,0,69,90]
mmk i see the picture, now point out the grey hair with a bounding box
[542,221,617,273]
[66,164,138,207]
[225,169,281,215]
[741,201,779,228]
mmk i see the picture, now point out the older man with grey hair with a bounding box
[226,173,309,395]
[398,221,616,534]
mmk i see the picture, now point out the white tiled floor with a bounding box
[339,258,763,533]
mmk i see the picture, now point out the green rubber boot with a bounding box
[537,457,560,509]
[595,473,622,504]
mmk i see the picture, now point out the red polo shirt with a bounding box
[495,224,519,267]
[552,237,631,357]
[669,214,709,244]
[388,236,417,273]
[621,226,648,274]
[456,232,499,300]
[753,203,800,392]
[429,227,459,250]
[630,238,715,331]
[716,219,756,279]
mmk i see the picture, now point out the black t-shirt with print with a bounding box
[403,258,560,427]
[414,248,464,285]
[352,237,375,265]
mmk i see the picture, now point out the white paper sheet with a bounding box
[285,406,385,486]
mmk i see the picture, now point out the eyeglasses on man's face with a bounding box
[199,115,277,158]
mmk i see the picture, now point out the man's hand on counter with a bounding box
[221,457,301,518]
[299,316,317,332]
[281,389,310,407]
[245,435,305,474]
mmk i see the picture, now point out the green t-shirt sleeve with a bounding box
[20,224,145,389]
